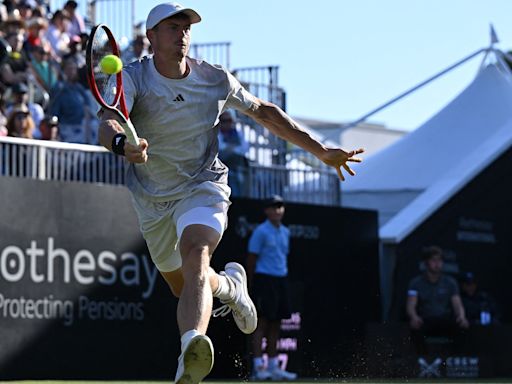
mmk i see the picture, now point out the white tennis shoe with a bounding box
[175,334,214,384]
[212,262,258,334]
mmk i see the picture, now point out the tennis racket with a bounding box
[85,24,139,145]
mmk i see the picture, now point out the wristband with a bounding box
[112,133,126,156]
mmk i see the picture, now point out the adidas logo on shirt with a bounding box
[173,94,185,102]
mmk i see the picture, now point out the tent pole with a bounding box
[328,47,489,140]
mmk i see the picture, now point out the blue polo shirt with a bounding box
[248,219,290,277]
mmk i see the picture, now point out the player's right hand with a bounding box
[125,138,148,163]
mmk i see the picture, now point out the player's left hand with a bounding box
[320,147,364,181]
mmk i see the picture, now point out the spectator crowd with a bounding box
[0,0,150,144]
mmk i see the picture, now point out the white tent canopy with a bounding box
[343,54,512,230]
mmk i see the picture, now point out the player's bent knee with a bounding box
[179,224,221,256]
[181,245,211,274]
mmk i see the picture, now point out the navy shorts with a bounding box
[252,273,291,321]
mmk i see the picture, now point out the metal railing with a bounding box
[0,137,125,184]
[247,164,340,205]
[230,66,288,166]
[189,42,231,69]
[0,137,340,205]
[233,66,286,109]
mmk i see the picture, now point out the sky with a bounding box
[126,0,512,132]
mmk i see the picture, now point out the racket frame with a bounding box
[86,24,140,145]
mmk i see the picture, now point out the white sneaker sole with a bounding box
[176,335,214,384]
[225,262,258,334]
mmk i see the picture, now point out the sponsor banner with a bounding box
[0,178,379,379]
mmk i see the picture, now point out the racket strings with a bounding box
[91,28,118,107]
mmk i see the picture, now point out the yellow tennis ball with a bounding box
[100,54,123,75]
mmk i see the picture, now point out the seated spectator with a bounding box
[62,34,87,86]
[24,17,49,53]
[39,114,59,141]
[1,18,26,36]
[5,82,44,138]
[406,246,469,354]
[6,103,35,138]
[459,272,501,326]
[45,9,71,59]
[1,30,30,86]
[218,110,249,196]
[63,34,85,66]
[31,3,49,19]
[121,34,150,63]
[16,0,36,21]
[49,56,94,143]
[63,0,85,39]
[30,44,59,92]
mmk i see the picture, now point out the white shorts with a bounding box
[131,182,230,272]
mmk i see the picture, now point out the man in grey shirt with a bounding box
[98,2,365,384]
[406,245,469,354]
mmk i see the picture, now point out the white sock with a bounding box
[181,329,202,352]
[212,273,235,301]
[268,356,279,371]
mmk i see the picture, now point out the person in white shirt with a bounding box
[98,3,364,384]
[45,10,71,58]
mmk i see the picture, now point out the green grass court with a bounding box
[3,380,512,384]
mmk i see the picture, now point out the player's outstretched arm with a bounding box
[242,98,364,181]
[99,110,148,164]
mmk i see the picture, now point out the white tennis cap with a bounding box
[146,2,201,30]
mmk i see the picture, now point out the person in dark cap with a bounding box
[39,115,59,140]
[459,272,500,326]
[12,82,28,95]
[247,195,297,380]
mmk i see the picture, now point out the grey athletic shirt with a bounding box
[121,56,257,202]
[408,274,459,319]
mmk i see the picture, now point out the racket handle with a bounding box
[123,118,140,146]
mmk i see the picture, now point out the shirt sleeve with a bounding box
[248,227,264,254]
[224,71,258,112]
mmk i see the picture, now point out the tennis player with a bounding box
[98,2,364,384]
